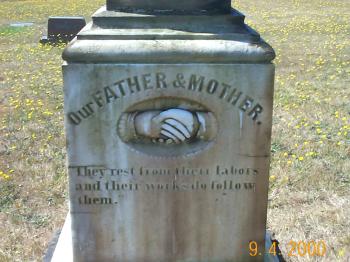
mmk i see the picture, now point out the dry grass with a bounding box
[0,0,349,261]
[234,0,350,261]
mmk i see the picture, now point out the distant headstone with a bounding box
[40,17,86,44]
[52,0,276,261]
[10,22,34,27]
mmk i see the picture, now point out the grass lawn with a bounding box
[0,0,349,261]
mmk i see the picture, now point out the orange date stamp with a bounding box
[249,240,327,257]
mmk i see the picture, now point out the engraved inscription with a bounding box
[70,165,260,206]
[67,72,264,126]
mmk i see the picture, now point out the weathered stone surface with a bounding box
[62,2,275,261]
[63,63,274,261]
[47,214,282,262]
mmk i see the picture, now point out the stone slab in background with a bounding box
[40,17,86,44]
[10,22,34,27]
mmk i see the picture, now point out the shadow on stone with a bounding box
[265,232,286,262]
[42,229,61,262]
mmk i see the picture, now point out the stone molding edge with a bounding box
[91,6,244,20]
[106,0,231,14]
[62,39,275,63]
[62,5,275,63]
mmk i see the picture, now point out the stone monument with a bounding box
[55,0,276,261]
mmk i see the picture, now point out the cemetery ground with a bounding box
[0,0,348,261]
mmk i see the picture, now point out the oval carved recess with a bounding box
[117,97,218,157]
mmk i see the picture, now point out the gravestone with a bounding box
[40,17,86,44]
[58,0,275,261]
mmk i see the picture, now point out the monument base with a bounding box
[44,213,282,262]
[43,214,72,262]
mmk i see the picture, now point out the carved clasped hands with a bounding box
[118,108,217,144]
[135,109,198,144]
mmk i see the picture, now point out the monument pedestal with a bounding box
[59,2,275,261]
